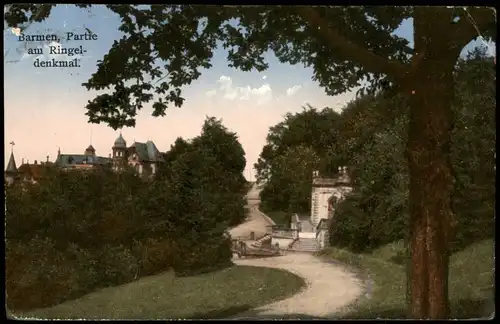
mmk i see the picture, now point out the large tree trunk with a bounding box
[406,50,458,318]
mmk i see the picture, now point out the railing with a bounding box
[316,218,327,238]
[231,240,249,256]
[266,225,298,239]
[290,213,301,240]
[232,238,285,257]
[231,233,254,241]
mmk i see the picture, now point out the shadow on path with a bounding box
[186,297,494,320]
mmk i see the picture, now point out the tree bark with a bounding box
[406,51,458,318]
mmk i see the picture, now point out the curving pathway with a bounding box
[228,183,274,240]
[232,254,363,319]
[226,183,364,319]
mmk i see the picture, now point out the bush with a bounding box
[134,237,176,277]
[6,117,249,312]
[328,53,494,254]
[6,236,179,313]
[6,237,83,311]
[91,244,139,288]
[171,235,234,277]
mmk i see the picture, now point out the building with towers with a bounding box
[5,133,164,185]
[112,132,128,171]
[56,144,112,170]
[112,132,164,177]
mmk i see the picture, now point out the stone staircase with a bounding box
[250,234,272,249]
[289,237,320,252]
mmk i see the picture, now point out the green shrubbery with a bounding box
[6,117,248,312]
[6,169,170,311]
[254,48,494,255]
[329,51,495,253]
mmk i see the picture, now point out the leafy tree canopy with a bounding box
[4,5,495,129]
[329,49,494,252]
[255,105,341,184]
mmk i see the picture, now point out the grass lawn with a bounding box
[11,265,305,320]
[316,239,494,319]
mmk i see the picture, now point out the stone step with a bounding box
[290,238,320,252]
[294,245,320,250]
[250,234,272,248]
[291,242,319,248]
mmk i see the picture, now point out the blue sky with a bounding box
[4,5,493,180]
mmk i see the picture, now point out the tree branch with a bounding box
[451,9,490,48]
[296,6,410,82]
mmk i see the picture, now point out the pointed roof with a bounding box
[6,152,18,173]
[130,141,164,162]
[113,132,127,148]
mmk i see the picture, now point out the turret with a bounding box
[112,132,127,171]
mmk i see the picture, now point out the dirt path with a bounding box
[228,183,364,319]
[230,253,363,319]
[229,183,273,240]
[18,183,363,320]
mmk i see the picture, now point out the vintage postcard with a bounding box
[4,4,495,320]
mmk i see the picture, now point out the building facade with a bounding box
[56,144,113,170]
[6,134,165,186]
[5,152,53,186]
[112,133,164,177]
[311,167,352,248]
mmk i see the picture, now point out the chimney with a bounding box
[22,158,24,164]
[34,160,38,165]
[46,155,49,162]
[109,153,111,158]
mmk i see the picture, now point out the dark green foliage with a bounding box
[329,50,495,252]
[6,116,248,310]
[6,167,146,248]
[256,107,342,213]
[449,49,496,251]
[171,235,234,277]
[160,117,247,274]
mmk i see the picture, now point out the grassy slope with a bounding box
[11,265,305,320]
[316,239,494,319]
[264,211,290,225]
[262,210,310,226]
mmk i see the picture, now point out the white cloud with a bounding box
[286,85,302,97]
[216,75,273,104]
[205,89,217,97]
[262,75,267,80]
